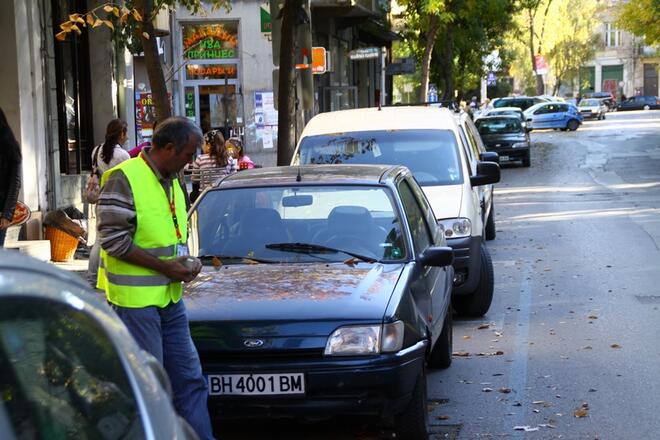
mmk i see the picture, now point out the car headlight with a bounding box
[324,321,404,356]
[512,142,528,149]
[438,218,471,239]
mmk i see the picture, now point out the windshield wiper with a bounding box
[265,242,377,264]
[198,255,275,265]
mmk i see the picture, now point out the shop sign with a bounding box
[312,47,327,74]
[182,23,239,60]
[186,64,238,80]
[349,47,380,60]
[260,4,271,34]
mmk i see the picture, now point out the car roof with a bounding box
[487,107,523,112]
[300,106,458,137]
[214,164,408,189]
[477,115,522,120]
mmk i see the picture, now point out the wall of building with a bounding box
[174,1,278,167]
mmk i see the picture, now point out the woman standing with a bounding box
[189,129,228,202]
[0,107,22,247]
[88,119,130,283]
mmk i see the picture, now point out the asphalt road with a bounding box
[219,110,660,440]
[429,109,660,439]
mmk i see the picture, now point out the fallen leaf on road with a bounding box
[514,426,539,432]
[482,387,494,393]
[436,415,450,420]
[532,401,547,405]
[212,256,222,269]
[463,335,471,340]
[583,346,593,350]
[574,403,589,418]
[498,387,512,394]
[477,323,491,330]
[588,315,598,320]
[611,344,622,349]
[453,351,470,357]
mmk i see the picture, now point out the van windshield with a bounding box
[297,129,462,186]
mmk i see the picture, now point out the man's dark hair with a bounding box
[152,117,202,153]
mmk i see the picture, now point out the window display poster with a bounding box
[135,92,160,144]
[254,91,278,149]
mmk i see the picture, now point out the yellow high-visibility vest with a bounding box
[97,156,188,308]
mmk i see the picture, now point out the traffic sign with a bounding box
[312,47,327,74]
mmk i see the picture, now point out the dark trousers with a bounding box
[111,300,215,440]
[0,228,6,247]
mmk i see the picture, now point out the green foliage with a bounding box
[617,0,660,46]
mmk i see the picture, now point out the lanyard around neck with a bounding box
[140,154,183,242]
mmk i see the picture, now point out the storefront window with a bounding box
[52,0,93,174]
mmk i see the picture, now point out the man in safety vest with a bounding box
[96,117,214,439]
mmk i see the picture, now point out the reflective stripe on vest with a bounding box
[97,157,188,308]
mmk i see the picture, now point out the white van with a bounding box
[292,106,500,316]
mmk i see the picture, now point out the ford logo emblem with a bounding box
[243,339,264,348]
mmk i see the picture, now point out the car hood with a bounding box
[480,133,526,144]
[421,184,463,220]
[184,263,404,352]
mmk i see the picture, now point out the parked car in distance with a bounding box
[578,98,607,120]
[293,106,501,317]
[479,106,529,131]
[524,102,583,131]
[617,95,660,111]
[186,164,455,439]
[584,92,617,110]
[475,116,531,167]
[0,250,198,440]
[493,96,548,111]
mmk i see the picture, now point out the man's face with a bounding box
[164,135,200,174]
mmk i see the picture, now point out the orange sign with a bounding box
[312,47,327,74]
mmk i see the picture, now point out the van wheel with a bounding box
[427,307,452,369]
[485,204,496,240]
[567,119,579,131]
[453,246,494,317]
[394,366,429,440]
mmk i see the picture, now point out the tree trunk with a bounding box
[419,14,440,102]
[441,21,454,100]
[527,9,540,94]
[276,0,301,166]
[136,0,171,120]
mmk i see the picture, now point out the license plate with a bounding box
[208,373,305,396]
[499,155,510,161]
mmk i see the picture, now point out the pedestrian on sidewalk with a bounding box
[96,117,215,440]
[0,107,22,247]
[189,129,228,202]
[88,119,131,284]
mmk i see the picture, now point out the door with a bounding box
[532,104,554,128]
[644,64,658,97]
[398,179,447,337]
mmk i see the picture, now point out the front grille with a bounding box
[200,349,324,364]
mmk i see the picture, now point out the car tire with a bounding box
[522,150,531,167]
[394,366,429,440]
[567,119,579,131]
[427,307,452,369]
[485,203,496,240]
[453,245,494,317]
[644,104,651,111]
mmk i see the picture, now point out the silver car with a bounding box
[578,98,607,120]
[0,250,198,439]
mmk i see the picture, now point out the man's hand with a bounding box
[0,218,11,230]
[162,256,202,283]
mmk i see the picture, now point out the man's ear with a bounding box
[164,142,177,155]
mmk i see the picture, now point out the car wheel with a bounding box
[453,245,494,317]
[522,150,531,168]
[427,307,452,369]
[485,203,496,240]
[567,119,579,131]
[394,366,429,440]
[644,104,651,111]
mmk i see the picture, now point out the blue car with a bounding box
[524,102,583,131]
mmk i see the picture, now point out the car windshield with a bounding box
[297,129,462,186]
[190,185,408,264]
[476,118,522,134]
[579,99,600,106]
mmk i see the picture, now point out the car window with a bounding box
[191,185,408,262]
[476,118,522,134]
[298,129,463,186]
[0,298,145,439]
[463,118,484,158]
[557,104,569,112]
[534,105,550,115]
[456,126,477,175]
[397,180,432,252]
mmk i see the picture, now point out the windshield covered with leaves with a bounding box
[297,129,462,186]
[189,185,408,264]
[476,117,523,135]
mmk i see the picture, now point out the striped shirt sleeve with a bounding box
[96,170,137,258]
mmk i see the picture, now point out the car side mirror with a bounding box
[470,161,500,187]
[480,151,499,164]
[526,117,532,122]
[419,246,454,267]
